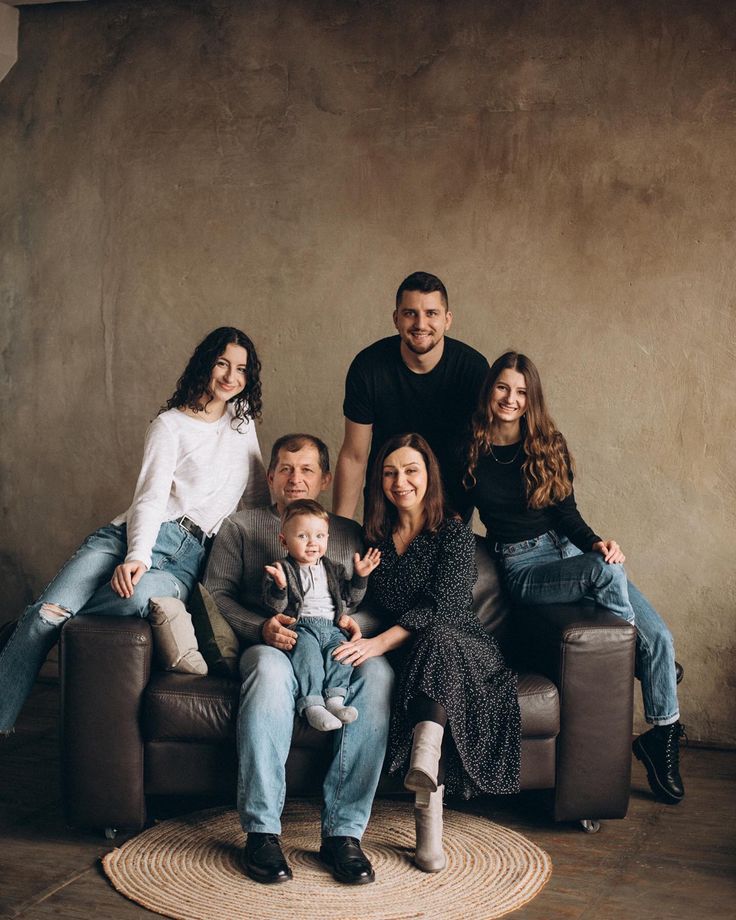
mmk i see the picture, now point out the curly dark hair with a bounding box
[162,327,263,429]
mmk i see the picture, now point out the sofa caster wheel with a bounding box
[104,827,118,840]
[580,819,601,834]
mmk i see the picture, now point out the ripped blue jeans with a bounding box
[0,521,204,732]
[499,531,679,726]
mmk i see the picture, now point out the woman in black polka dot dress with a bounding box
[334,433,520,872]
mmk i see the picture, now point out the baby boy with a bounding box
[263,499,381,731]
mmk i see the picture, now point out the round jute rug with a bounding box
[102,800,552,920]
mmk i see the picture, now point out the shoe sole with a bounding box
[243,867,293,884]
[242,858,293,884]
[319,854,375,885]
[414,856,447,873]
[404,768,438,794]
[632,739,684,805]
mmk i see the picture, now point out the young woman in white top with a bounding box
[0,326,269,732]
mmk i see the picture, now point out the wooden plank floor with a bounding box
[1,680,735,919]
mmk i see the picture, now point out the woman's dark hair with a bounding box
[364,432,452,544]
[162,327,262,428]
[464,351,573,508]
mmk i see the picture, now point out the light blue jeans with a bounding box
[498,531,679,726]
[0,521,205,732]
[236,644,393,839]
[289,617,355,714]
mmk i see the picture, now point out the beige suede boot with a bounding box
[414,785,446,872]
[404,721,444,796]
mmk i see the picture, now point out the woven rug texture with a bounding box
[102,799,552,920]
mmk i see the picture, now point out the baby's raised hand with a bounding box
[354,547,381,578]
[264,562,287,590]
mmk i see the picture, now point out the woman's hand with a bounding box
[592,539,626,565]
[338,614,362,641]
[353,548,381,578]
[111,561,149,598]
[264,562,287,590]
[333,635,384,667]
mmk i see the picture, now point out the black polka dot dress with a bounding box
[371,519,521,799]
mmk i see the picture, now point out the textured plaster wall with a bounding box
[0,0,734,743]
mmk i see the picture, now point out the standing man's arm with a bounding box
[333,419,373,520]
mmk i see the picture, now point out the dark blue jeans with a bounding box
[499,531,679,725]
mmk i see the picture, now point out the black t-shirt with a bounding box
[343,335,489,510]
[466,442,601,551]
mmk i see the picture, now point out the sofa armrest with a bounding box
[510,600,637,822]
[60,615,152,832]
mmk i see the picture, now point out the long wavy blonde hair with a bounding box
[464,352,574,509]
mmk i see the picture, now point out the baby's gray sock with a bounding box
[325,696,359,724]
[304,705,343,732]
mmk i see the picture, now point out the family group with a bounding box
[0,272,684,886]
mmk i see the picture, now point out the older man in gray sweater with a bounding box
[204,433,393,886]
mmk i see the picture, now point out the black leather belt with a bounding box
[176,516,213,548]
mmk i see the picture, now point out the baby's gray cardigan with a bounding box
[263,554,368,624]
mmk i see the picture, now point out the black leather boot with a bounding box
[632,722,685,804]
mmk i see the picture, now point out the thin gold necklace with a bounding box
[489,441,522,464]
[394,525,421,549]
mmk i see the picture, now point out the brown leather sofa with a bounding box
[60,537,636,837]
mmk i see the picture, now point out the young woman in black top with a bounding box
[463,351,685,805]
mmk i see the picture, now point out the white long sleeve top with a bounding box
[113,405,269,568]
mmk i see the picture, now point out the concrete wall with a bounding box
[1,0,734,744]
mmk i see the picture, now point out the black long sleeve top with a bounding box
[465,442,601,552]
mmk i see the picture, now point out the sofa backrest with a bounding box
[472,535,513,644]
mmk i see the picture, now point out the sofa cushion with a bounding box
[188,583,240,678]
[148,597,208,676]
[472,536,512,640]
[517,672,560,737]
[142,671,559,744]
[143,673,239,742]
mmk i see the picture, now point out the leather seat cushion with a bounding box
[142,670,559,743]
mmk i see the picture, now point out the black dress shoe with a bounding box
[632,722,686,804]
[319,836,375,885]
[242,833,292,884]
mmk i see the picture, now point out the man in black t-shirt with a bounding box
[333,271,489,518]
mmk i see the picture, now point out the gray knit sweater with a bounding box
[204,505,386,645]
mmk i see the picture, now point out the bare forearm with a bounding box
[374,624,411,653]
[333,451,367,519]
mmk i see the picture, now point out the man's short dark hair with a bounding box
[395,271,449,310]
[268,434,331,474]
